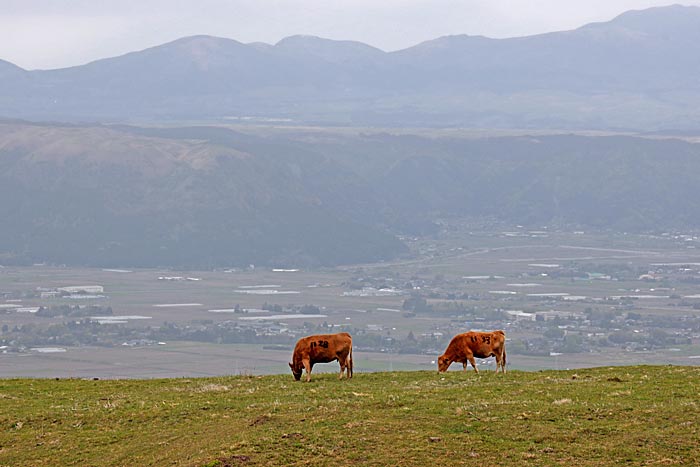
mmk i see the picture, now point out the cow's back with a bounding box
[294,333,351,363]
[439,330,506,373]
[447,331,503,359]
[290,332,353,381]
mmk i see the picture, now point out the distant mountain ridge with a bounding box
[2,5,700,129]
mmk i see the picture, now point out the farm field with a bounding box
[2,227,700,378]
[1,366,698,466]
[1,341,698,380]
[0,343,435,379]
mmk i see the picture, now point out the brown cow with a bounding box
[289,332,353,382]
[437,330,506,374]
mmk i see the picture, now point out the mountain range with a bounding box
[3,120,700,267]
[4,5,700,268]
[2,5,700,130]
[0,121,407,268]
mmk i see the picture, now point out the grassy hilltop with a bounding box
[1,366,698,466]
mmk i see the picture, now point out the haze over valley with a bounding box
[2,4,700,378]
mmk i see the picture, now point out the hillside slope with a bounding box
[4,121,700,267]
[1,366,698,466]
[0,122,405,268]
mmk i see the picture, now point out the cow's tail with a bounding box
[347,342,353,379]
[498,331,507,373]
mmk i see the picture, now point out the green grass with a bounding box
[1,366,699,466]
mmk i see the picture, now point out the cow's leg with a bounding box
[462,361,468,372]
[346,351,353,379]
[338,358,346,380]
[493,348,506,373]
[467,355,479,374]
[303,359,312,382]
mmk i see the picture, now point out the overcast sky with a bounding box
[2,0,699,70]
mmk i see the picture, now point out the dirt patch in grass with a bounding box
[199,455,251,467]
[249,414,271,427]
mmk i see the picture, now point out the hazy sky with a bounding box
[2,0,699,70]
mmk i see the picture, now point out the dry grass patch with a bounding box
[1,367,699,466]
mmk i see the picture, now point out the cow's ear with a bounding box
[288,362,293,369]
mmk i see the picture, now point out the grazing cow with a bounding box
[289,332,353,382]
[437,330,506,374]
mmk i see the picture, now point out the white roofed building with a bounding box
[58,285,104,294]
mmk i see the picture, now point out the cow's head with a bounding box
[289,362,303,381]
[437,355,451,373]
